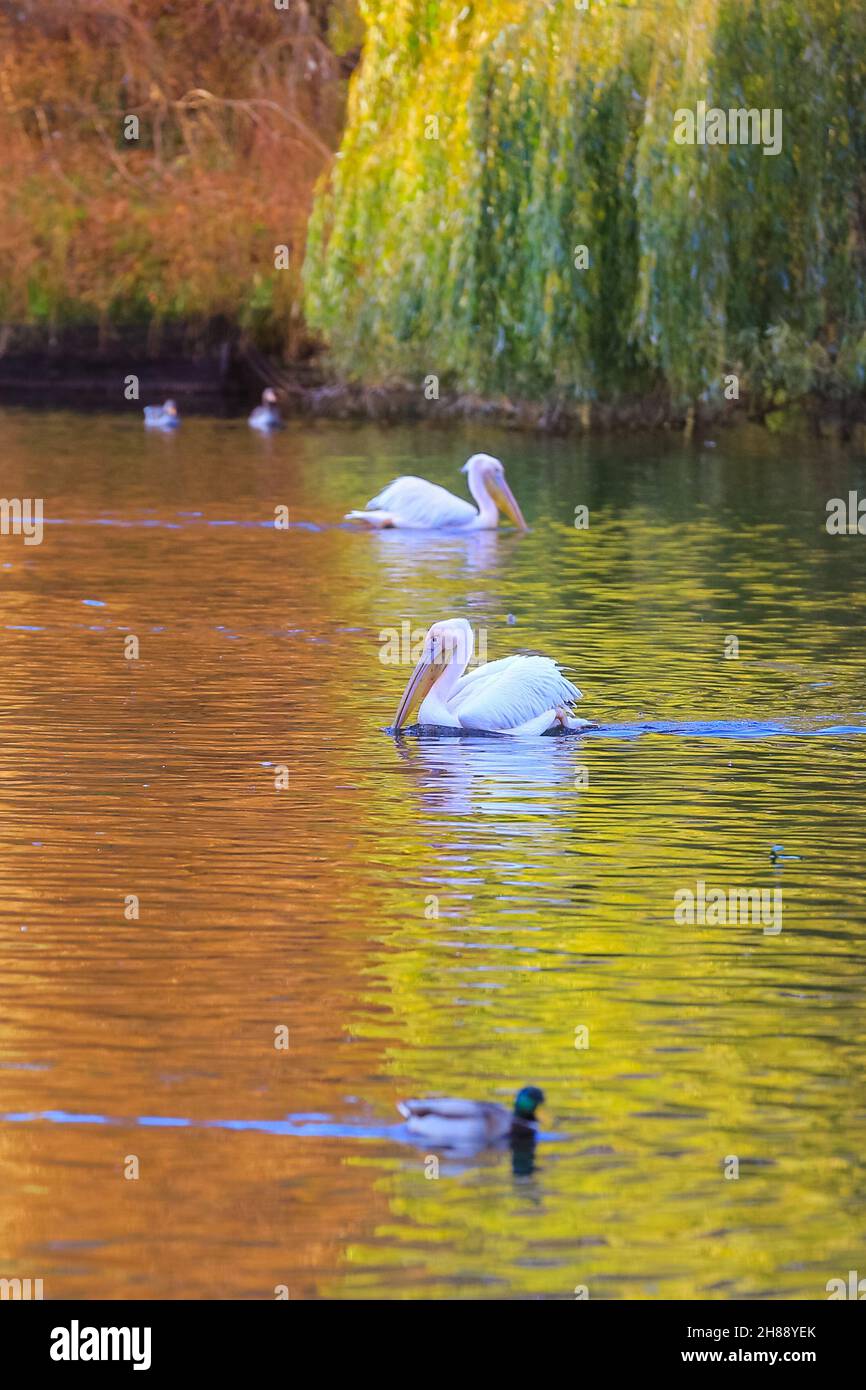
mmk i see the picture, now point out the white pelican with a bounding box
[398,1087,544,1147]
[248,387,282,431]
[392,618,591,735]
[143,399,179,429]
[346,453,527,530]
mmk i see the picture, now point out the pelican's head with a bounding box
[392,618,474,731]
[164,400,178,418]
[262,388,278,405]
[460,454,528,530]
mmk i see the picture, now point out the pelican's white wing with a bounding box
[363,476,477,529]
[450,655,582,732]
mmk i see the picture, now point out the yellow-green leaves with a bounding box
[305,0,866,407]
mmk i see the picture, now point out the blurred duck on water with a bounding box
[248,387,283,431]
[142,399,180,429]
[397,1087,546,1148]
[346,453,527,531]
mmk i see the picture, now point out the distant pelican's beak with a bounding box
[393,655,439,731]
[489,477,528,530]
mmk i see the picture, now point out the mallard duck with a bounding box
[397,1086,545,1146]
[248,387,283,431]
[143,399,180,429]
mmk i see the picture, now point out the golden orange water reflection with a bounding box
[0,410,864,1298]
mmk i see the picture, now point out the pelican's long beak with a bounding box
[490,477,528,531]
[393,655,439,731]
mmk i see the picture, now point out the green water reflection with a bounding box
[0,410,864,1299]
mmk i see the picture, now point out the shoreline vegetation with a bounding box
[3,335,862,443]
[0,0,359,376]
[2,2,865,436]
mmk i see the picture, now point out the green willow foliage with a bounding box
[304,0,866,405]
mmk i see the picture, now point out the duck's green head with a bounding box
[514,1086,545,1120]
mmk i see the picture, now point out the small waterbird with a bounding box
[143,399,180,429]
[397,1086,545,1147]
[770,844,801,862]
[248,387,283,431]
[391,618,591,735]
[346,453,527,530]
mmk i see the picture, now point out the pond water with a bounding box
[0,407,864,1300]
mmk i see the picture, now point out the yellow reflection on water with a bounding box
[0,411,864,1298]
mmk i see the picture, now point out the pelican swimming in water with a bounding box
[392,618,591,735]
[346,453,527,531]
[143,399,180,429]
[248,387,282,431]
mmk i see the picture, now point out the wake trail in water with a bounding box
[396,719,866,741]
[0,1108,567,1152]
[0,1107,392,1140]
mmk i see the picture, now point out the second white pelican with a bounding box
[346,454,527,531]
[392,619,591,736]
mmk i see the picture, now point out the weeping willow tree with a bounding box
[304,0,866,408]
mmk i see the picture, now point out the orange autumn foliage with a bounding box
[0,0,359,352]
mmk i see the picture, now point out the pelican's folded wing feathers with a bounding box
[450,655,581,731]
[364,477,477,529]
